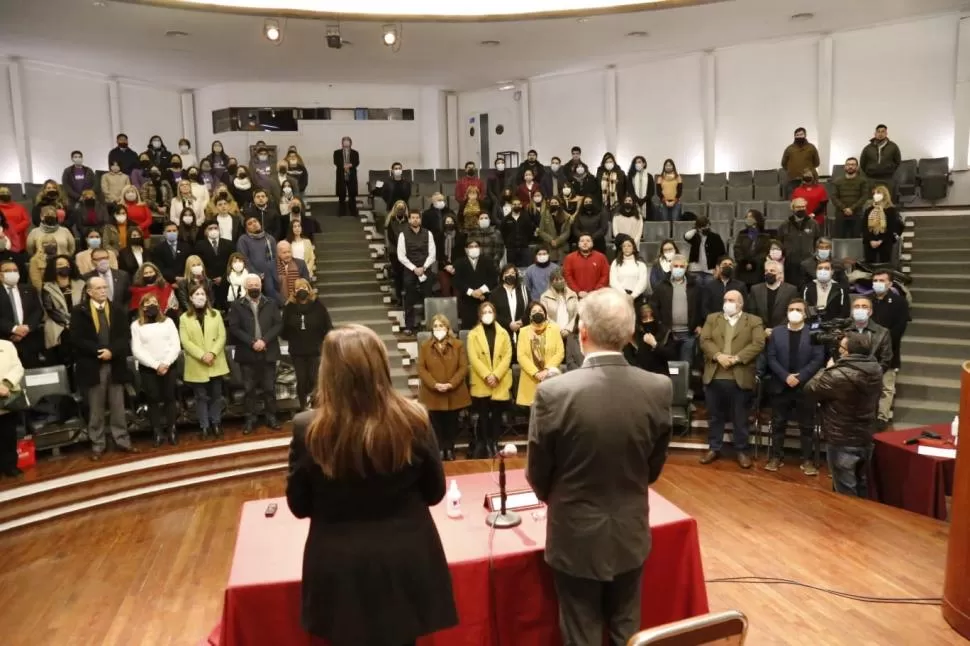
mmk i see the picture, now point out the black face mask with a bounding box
[530,312,546,325]
[142,273,157,282]
[117,142,128,149]
[171,164,182,170]
[291,206,301,215]
[794,210,808,219]
[466,169,476,177]
[296,289,309,300]
[548,205,560,213]
[502,194,512,202]
[43,245,57,256]
[43,217,57,226]
[247,288,261,299]
[140,160,151,169]
[503,274,517,286]
[83,198,96,206]
[0,195,9,203]
[130,237,142,246]
[764,273,778,286]
[721,266,734,279]
[44,191,58,200]
[583,204,595,214]
[56,266,71,277]
[511,207,522,214]
[150,171,161,179]
[144,305,160,319]
[802,176,813,183]
[622,203,635,212]
[444,222,455,231]
[795,137,806,144]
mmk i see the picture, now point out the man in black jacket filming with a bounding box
[804,334,883,498]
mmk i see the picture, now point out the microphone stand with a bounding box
[486,450,522,529]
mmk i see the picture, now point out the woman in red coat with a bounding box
[120,185,153,236]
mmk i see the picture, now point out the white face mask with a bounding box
[635,163,645,171]
[496,163,505,171]
[502,204,512,215]
[124,192,137,202]
[467,247,481,259]
[479,219,491,230]
[179,145,189,154]
[207,229,220,240]
[191,294,208,308]
[605,162,615,170]
[481,313,495,325]
[787,310,804,325]
[232,261,244,272]
[722,302,738,317]
[392,169,403,179]
[433,200,445,210]
[190,265,203,276]
[2,272,18,287]
[769,249,783,260]
[258,154,268,162]
[536,254,549,264]
[115,215,126,223]
[283,187,292,195]
[873,193,884,203]
[663,250,675,261]
[433,329,447,341]
[550,163,560,172]
[183,216,194,225]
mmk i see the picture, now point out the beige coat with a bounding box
[101,171,131,205]
[0,339,25,415]
[75,249,119,276]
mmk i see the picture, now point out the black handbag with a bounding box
[0,388,29,412]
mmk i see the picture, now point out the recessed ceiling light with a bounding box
[165,30,190,38]
[577,17,589,23]
[498,84,515,91]
[626,31,649,38]
[92,0,106,6]
[480,40,501,47]
[790,12,815,21]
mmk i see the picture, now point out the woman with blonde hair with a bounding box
[170,179,204,226]
[863,184,902,265]
[286,324,458,646]
[179,284,229,439]
[130,262,178,317]
[515,300,565,407]
[282,278,333,409]
[30,180,69,227]
[175,254,214,310]
[205,183,241,219]
[384,199,410,305]
[466,300,513,458]
[417,314,471,461]
[131,292,181,446]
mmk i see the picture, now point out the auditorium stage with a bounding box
[0,455,961,646]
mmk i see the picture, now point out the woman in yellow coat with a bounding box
[516,300,565,407]
[466,301,513,458]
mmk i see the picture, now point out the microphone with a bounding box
[486,442,522,529]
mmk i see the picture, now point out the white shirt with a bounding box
[130,318,181,370]
[582,350,623,366]
[505,285,518,321]
[131,246,144,268]
[5,285,22,329]
[554,296,570,329]
[179,152,198,170]
[217,213,235,241]
[723,312,741,327]
[227,271,247,303]
[396,229,437,272]
[609,257,649,299]
[815,280,831,309]
[291,239,305,260]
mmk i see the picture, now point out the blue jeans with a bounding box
[192,378,224,429]
[705,379,752,453]
[826,444,873,498]
[671,330,696,366]
[658,202,682,222]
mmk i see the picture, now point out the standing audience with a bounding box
[417,314,471,461]
[281,279,333,410]
[179,285,229,439]
[130,293,181,446]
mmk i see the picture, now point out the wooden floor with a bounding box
[0,453,960,646]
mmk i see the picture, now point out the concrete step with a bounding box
[908,286,970,306]
[892,397,959,427]
[894,374,961,403]
[907,273,965,284]
[911,229,970,241]
[906,319,970,340]
[913,219,970,232]
[311,232,369,244]
[316,292,387,307]
[327,304,389,319]
[314,279,381,295]
[909,302,970,319]
[904,355,966,381]
[313,247,378,260]
[315,257,380,271]
[908,259,970,272]
[901,335,970,359]
[909,237,970,251]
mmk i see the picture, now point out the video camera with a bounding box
[808,317,853,354]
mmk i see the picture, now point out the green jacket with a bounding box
[831,175,869,212]
[781,142,820,181]
[860,138,901,178]
[179,309,230,383]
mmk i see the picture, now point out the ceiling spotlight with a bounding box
[264,19,282,43]
[498,84,515,91]
[382,24,398,46]
[577,17,589,23]
[626,31,649,38]
[790,12,815,21]
[480,40,501,47]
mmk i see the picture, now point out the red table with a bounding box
[870,425,957,520]
[207,470,709,646]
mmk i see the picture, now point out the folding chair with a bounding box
[667,360,692,437]
[727,185,753,202]
[753,169,779,186]
[735,200,765,220]
[22,365,86,453]
[642,221,672,243]
[680,202,706,221]
[754,184,782,201]
[423,296,459,329]
[727,170,753,187]
[700,185,726,202]
[435,168,457,182]
[918,157,950,201]
[680,174,702,191]
[412,169,435,183]
[626,610,748,646]
[707,202,735,223]
[702,172,727,187]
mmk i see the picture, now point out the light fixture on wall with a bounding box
[626,31,649,38]
[497,83,515,91]
[790,12,815,21]
[264,19,283,44]
[326,24,342,49]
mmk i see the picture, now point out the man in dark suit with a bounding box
[801,259,850,322]
[153,222,191,284]
[71,276,137,460]
[764,297,826,474]
[748,260,797,332]
[371,162,412,212]
[650,254,702,367]
[333,136,360,217]
[83,247,130,311]
[196,220,233,306]
[452,238,497,330]
[699,256,749,322]
[699,289,765,468]
[0,259,43,367]
[527,288,671,646]
[227,273,283,434]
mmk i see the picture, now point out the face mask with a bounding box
[872,281,888,294]
[635,163,645,171]
[671,267,686,280]
[43,244,57,256]
[283,187,292,195]
[664,166,673,173]
[549,204,560,213]
[479,219,491,230]
[87,238,102,249]
[552,281,565,292]
[130,237,142,246]
[83,198,96,206]
[550,163,560,172]
[817,249,831,260]
[143,273,157,282]
[802,176,813,183]
[247,288,261,299]
[151,140,161,149]
[213,145,223,153]
[745,218,756,227]
[502,204,512,216]
[96,260,110,273]
[512,206,523,215]
[125,192,137,202]
[191,265,204,276]
[140,160,151,169]
[504,274,517,286]
[296,288,310,300]
[182,216,194,225]
[663,250,675,261]
[583,204,595,214]
[722,302,738,317]
[481,313,495,325]
[117,141,128,149]
[531,312,546,325]
[465,168,476,177]
[816,269,832,283]
[258,155,268,162]
[433,329,447,341]
[433,200,445,210]
[787,310,804,324]
[536,253,549,264]
[171,163,182,170]
[873,194,884,203]
[2,272,18,287]
[179,145,189,154]
[764,273,778,286]
[164,231,178,243]
[795,136,806,144]
[110,166,120,173]
[232,261,244,272]
[524,177,534,184]
[191,294,208,308]
[562,188,572,197]
[43,216,57,226]
[769,249,783,260]
[720,266,734,279]
[444,222,455,231]
[144,305,161,319]
[392,169,403,179]
[73,157,83,166]
[794,210,808,219]
[605,162,615,171]
[467,247,481,259]
[853,308,869,323]
[576,167,586,176]
[56,266,71,277]
[150,171,161,179]
[496,163,505,171]
[623,203,634,211]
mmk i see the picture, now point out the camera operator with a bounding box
[764,298,825,475]
[801,259,849,322]
[847,296,893,374]
[804,334,883,498]
[869,270,909,430]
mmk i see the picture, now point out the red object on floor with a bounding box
[206,470,709,646]
[870,425,956,520]
[16,438,35,470]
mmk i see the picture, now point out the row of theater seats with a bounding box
[20,344,303,452]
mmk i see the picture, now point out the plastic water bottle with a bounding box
[952,415,960,447]
[446,479,462,519]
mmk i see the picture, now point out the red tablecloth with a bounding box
[207,469,709,646]
[870,425,957,520]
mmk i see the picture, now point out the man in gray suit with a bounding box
[526,288,673,646]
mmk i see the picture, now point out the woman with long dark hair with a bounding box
[286,325,458,646]
[655,158,683,222]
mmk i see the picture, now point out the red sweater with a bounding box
[455,176,485,203]
[125,203,154,236]
[0,202,31,253]
[791,183,829,226]
[563,251,609,294]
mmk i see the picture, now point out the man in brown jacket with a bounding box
[781,127,821,198]
[699,289,765,468]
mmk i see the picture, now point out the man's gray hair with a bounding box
[764,259,783,273]
[577,288,635,351]
[817,236,832,248]
[671,253,688,265]
[243,273,262,288]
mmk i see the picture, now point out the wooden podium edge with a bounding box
[942,362,970,638]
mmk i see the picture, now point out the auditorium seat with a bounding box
[423,296,459,329]
[672,220,694,241]
[667,360,692,435]
[830,164,845,180]
[736,200,765,219]
[711,220,731,242]
[369,169,390,184]
[731,219,748,236]
[627,609,748,645]
[417,182,440,197]
[373,197,387,215]
[918,157,950,201]
[754,184,782,201]
[412,169,435,184]
[411,182,420,197]
[702,172,727,188]
[435,169,457,182]
[22,365,85,452]
[895,159,918,201]
[408,196,423,211]
[0,183,24,201]
[753,169,779,186]
[764,218,786,233]
[832,238,864,262]
[707,202,735,222]
[765,200,790,222]
[440,182,456,199]
[24,182,44,202]
[728,170,753,187]
[642,222,672,243]
[700,185,726,202]
[680,185,701,201]
[640,241,660,261]
[680,202,706,220]
[680,174,702,190]
[727,185,754,202]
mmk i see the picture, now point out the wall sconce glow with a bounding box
[498,84,516,91]
[382,24,397,46]
[264,19,281,42]
[171,0,669,19]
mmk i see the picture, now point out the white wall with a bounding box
[458,14,965,177]
[193,81,442,195]
[118,83,184,153]
[0,63,19,183]
[456,86,520,168]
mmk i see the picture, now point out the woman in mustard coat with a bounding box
[417,314,472,461]
[515,300,565,407]
[466,301,513,458]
